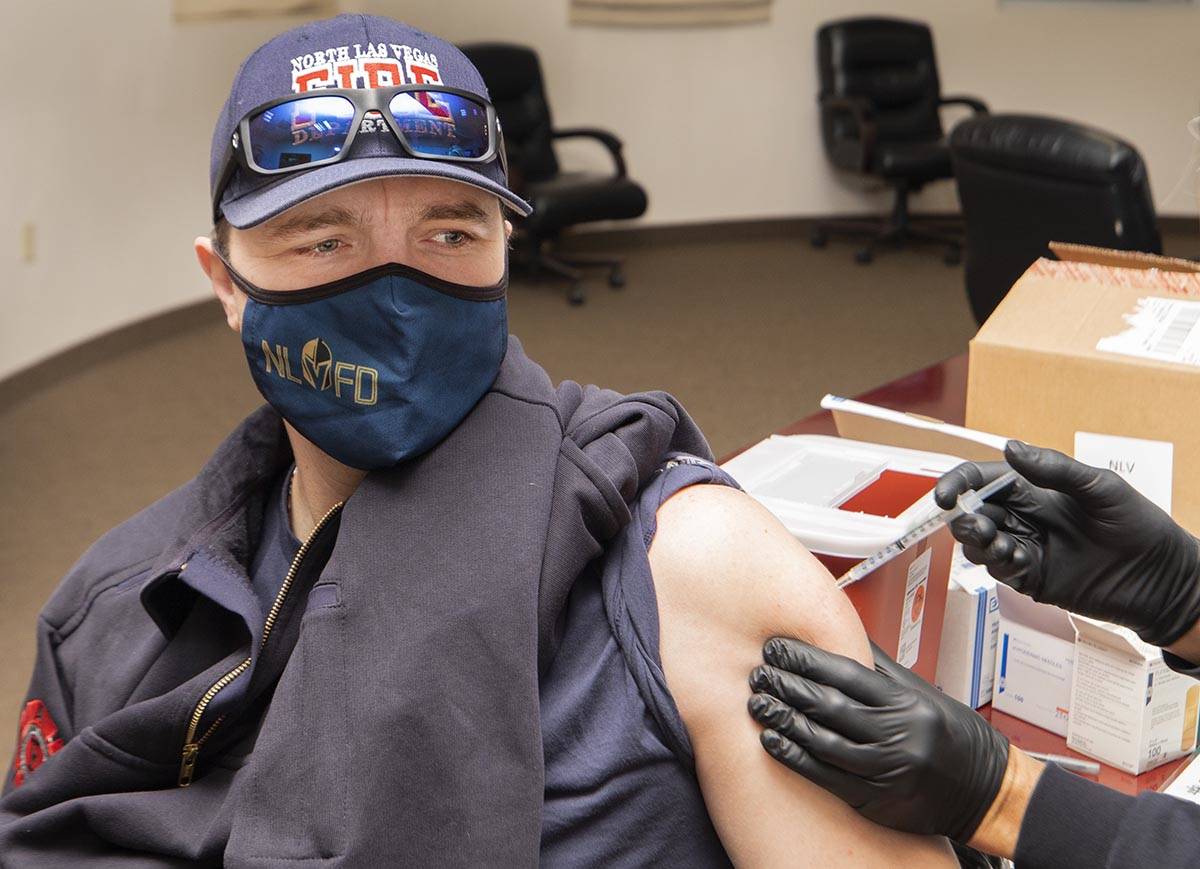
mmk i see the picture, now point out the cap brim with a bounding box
[220,156,532,228]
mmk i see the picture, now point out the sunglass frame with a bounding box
[211,84,504,222]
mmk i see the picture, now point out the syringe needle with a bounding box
[835,470,1019,590]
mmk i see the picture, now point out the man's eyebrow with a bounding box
[262,205,363,241]
[417,200,492,224]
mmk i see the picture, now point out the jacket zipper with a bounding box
[178,501,343,787]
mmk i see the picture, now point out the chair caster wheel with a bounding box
[568,285,586,306]
[854,249,873,265]
[608,268,625,289]
[810,229,828,248]
[944,248,962,266]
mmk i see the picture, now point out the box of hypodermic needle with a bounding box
[1067,616,1200,774]
[934,545,999,708]
[992,583,1075,736]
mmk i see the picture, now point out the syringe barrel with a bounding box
[957,491,983,514]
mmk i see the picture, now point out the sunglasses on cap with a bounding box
[211,84,506,222]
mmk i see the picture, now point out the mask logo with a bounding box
[260,338,379,406]
[301,338,333,390]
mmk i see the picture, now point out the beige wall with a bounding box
[3,0,1199,379]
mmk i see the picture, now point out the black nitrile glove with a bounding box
[935,441,1200,648]
[748,638,1009,843]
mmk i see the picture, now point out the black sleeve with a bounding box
[1162,650,1200,678]
[1014,763,1200,868]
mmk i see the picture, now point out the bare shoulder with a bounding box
[649,483,868,662]
[647,483,870,746]
[648,483,956,866]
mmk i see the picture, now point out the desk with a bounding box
[723,352,1187,795]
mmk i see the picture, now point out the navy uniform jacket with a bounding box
[0,337,722,867]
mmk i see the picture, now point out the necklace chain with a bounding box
[286,466,299,530]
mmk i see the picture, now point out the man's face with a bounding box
[197,175,511,333]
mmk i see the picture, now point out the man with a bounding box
[2,14,955,866]
[750,441,1200,868]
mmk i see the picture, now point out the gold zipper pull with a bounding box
[179,742,200,787]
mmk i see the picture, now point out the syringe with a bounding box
[836,470,1019,590]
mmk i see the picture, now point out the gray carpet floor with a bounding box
[1,224,1192,752]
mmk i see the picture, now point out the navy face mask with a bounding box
[222,257,508,470]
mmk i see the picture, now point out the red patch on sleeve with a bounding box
[10,700,63,787]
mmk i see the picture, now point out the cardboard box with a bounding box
[1067,616,1200,775]
[967,244,1200,532]
[935,544,999,709]
[993,583,1075,736]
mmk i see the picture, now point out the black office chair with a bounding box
[813,17,988,265]
[461,43,649,305]
[950,114,1162,324]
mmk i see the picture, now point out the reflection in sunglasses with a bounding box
[243,90,491,171]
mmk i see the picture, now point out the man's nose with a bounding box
[373,234,415,268]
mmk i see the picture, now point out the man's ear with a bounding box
[195,236,244,333]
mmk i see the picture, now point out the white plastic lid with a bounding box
[722,435,965,557]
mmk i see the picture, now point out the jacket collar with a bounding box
[139,405,293,637]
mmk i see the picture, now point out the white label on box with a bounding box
[1068,635,1200,774]
[1067,636,1148,773]
[1074,431,1173,513]
[994,622,1074,736]
[1096,296,1200,367]
[898,548,931,669]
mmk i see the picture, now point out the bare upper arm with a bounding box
[649,484,956,868]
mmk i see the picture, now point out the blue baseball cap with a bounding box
[210,14,531,228]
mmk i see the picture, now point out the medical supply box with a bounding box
[967,243,1200,532]
[721,436,957,683]
[934,546,999,709]
[992,584,1075,736]
[1067,616,1200,775]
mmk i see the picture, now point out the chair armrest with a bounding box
[551,127,628,178]
[819,96,877,172]
[939,95,989,115]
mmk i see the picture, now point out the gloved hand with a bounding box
[936,440,1200,648]
[748,638,1009,843]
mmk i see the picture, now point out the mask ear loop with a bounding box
[209,248,266,299]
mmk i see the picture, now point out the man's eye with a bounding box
[433,230,473,247]
[308,239,341,255]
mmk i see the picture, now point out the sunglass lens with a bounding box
[247,96,356,170]
[388,91,490,159]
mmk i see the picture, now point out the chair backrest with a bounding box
[950,113,1161,324]
[816,16,945,169]
[459,42,560,187]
